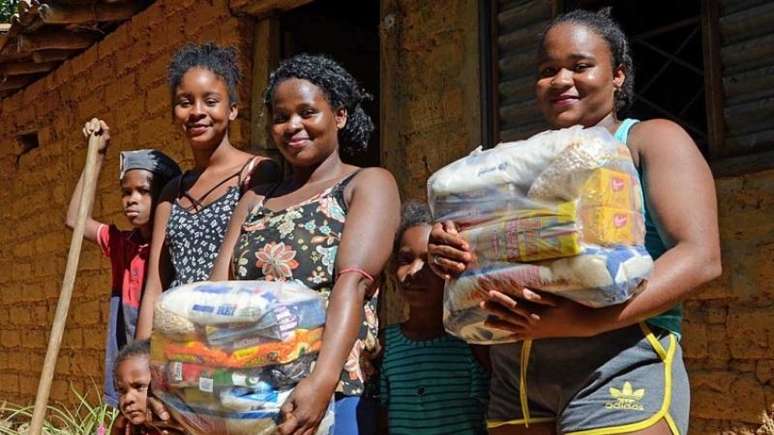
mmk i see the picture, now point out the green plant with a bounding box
[0,383,118,434]
[0,0,20,23]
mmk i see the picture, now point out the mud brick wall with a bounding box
[682,169,774,434]
[378,0,482,329]
[0,0,254,406]
[380,0,482,201]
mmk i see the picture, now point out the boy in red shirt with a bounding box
[66,118,180,406]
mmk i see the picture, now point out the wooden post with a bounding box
[29,131,103,435]
[39,2,140,24]
[0,75,33,91]
[250,14,280,158]
[17,30,96,52]
[32,49,78,63]
[0,61,57,75]
[701,0,726,159]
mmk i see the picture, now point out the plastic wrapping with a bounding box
[151,280,333,434]
[428,126,653,344]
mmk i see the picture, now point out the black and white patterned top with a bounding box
[166,158,257,288]
[166,186,240,288]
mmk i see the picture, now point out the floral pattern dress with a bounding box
[232,171,379,396]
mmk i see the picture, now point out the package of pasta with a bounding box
[157,280,326,327]
[150,280,333,434]
[427,126,654,343]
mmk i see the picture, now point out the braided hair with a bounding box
[264,54,374,153]
[540,8,635,118]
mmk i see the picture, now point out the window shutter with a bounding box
[717,0,774,158]
[494,0,555,142]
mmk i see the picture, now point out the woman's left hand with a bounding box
[277,375,334,435]
[482,290,599,340]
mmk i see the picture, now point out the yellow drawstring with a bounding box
[519,339,533,427]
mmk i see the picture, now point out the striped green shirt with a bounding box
[379,324,489,434]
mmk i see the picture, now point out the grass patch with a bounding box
[0,384,118,434]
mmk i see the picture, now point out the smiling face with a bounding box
[395,224,446,308]
[116,355,151,425]
[536,22,625,128]
[268,78,347,167]
[121,169,154,228]
[173,67,237,150]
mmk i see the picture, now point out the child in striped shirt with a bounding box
[379,201,489,434]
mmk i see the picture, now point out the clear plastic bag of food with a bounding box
[150,280,333,434]
[150,380,335,435]
[427,126,653,344]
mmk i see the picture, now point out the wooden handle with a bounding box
[30,132,103,434]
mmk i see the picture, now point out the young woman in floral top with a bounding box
[211,54,400,435]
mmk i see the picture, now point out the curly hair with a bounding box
[395,200,433,253]
[112,339,150,387]
[263,54,374,153]
[168,42,241,106]
[539,8,635,118]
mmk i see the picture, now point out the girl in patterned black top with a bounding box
[211,54,400,435]
[136,43,280,339]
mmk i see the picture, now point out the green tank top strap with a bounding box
[614,118,684,339]
[614,118,640,144]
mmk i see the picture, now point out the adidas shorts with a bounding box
[487,323,689,434]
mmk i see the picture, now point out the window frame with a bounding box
[481,0,774,176]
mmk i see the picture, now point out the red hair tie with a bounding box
[337,267,375,283]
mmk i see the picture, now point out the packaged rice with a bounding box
[150,280,333,434]
[428,126,653,344]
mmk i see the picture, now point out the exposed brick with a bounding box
[137,54,170,89]
[757,360,774,384]
[72,298,102,327]
[1,330,21,347]
[62,327,83,349]
[682,320,708,359]
[145,82,170,116]
[758,242,774,299]
[51,378,70,403]
[136,117,174,147]
[71,45,100,78]
[83,325,106,350]
[9,306,30,325]
[116,38,151,75]
[727,305,774,359]
[89,55,117,88]
[0,373,19,393]
[22,329,46,350]
[77,87,107,122]
[98,23,132,59]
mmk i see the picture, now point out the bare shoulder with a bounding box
[629,118,698,156]
[351,166,398,187]
[344,167,399,205]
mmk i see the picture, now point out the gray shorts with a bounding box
[488,323,689,434]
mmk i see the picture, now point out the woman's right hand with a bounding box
[427,220,474,279]
[82,118,110,153]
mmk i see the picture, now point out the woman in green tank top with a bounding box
[428,9,720,435]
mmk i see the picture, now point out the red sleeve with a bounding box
[97,224,111,257]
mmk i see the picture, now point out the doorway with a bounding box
[280,0,381,167]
